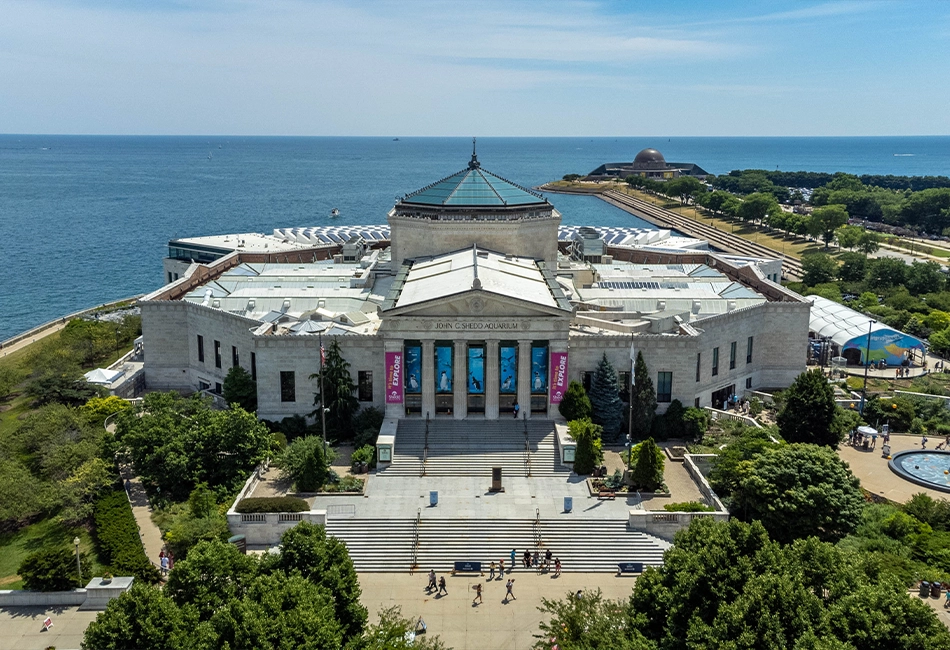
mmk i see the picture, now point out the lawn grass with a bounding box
[0,518,108,589]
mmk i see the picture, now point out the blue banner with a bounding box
[435,345,453,393]
[405,345,421,394]
[468,347,484,394]
[531,346,548,394]
[500,345,517,394]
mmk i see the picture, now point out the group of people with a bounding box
[848,428,886,449]
[159,549,175,576]
[424,547,562,605]
[521,547,561,575]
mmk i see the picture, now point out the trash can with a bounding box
[919,581,930,597]
[932,582,942,598]
[564,496,573,513]
[429,491,438,507]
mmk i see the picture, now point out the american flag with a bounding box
[321,343,326,365]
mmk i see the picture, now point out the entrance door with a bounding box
[711,385,736,411]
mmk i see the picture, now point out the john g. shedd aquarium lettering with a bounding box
[435,321,520,331]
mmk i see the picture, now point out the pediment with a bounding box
[385,289,568,319]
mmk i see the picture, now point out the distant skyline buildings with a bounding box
[1,1,949,136]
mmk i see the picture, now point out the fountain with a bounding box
[888,450,950,493]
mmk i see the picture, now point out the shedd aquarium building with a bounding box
[141,151,809,434]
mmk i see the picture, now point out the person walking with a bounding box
[438,576,448,595]
[510,548,516,568]
[523,549,531,568]
[427,570,437,592]
[545,549,553,566]
[160,554,170,577]
[498,559,505,578]
[513,401,520,419]
[488,561,496,581]
[554,557,562,577]
[472,582,483,605]
[923,435,929,449]
[505,578,516,602]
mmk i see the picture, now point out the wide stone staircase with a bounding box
[377,419,569,477]
[326,516,671,573]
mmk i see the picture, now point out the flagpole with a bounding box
[319,332,327,453]
[627,335,635,477]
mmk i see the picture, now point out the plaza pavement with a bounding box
[0,605,99,650]
[839,433,950,503]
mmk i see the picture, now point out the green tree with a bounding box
[588,353,623,439]
[223,365,258,412]
[568,418,604,475]
[534,590,655,650]
[778,369,840,446]
[263,521,367,640]
[867,257,907,290]
[665,176,704,205]
[837,251,868,283]
[835,224,864,250]
[311,339,359,440]
[629,351,657,439]
[81,583,190,650]
[732,444,865,543]
[929,328,950,357]
[19,546,92,591]
[558,380,591,422]
[280,435,333,492]
[856,230,883,255]
[906,260,946,296]
[79,395,132,424]
[923,310,950,333]
[165,539,259,620]
[709,426,778,498]
[0,459,58,528]
[737,192,780,224]
[629,438,664,491]
[0,364,25,400]
[59,457,116,525]
[809,204,850,248]
[353,606,449,650]
[801,252,839,286]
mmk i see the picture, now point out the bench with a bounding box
[598,490,616,500]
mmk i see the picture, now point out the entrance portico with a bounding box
[380,246,573,420]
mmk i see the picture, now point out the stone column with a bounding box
[421,340,435,419]
[384,339,404,420]
[548,340,569,416]
[454,341,467,419]
[485,340,499,420]
[517,340,532,420]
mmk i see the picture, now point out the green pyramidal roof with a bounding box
[401,152,548,207]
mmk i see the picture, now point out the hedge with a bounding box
[236,496,310,513]
[93,490,160,583]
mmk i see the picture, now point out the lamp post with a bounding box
[73,537,82,587]
[859,320,873,416]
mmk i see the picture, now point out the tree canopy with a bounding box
[558,380,591,422]
[629,351,657,439]
[588,353,623,439]
[777,369,841,447]
[223,365,258,412]
[311,339,359,441]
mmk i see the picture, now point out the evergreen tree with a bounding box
[629,438,664,491]
[630,351,657,439]
[223,365,257,412]
[777,368,840,446]
[588,353,623,439]
[568,418,603,475]
[310,339,359,440]
[558,380,591,422]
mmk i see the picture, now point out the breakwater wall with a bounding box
[1,295,143,350]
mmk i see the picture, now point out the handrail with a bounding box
[533,507,544,554]
[523,413,531,477]
[421,412,430,477]
[410,508,421,574]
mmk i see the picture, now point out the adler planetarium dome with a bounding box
[586,147,709,180]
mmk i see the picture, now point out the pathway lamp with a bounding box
[73,536,82,587]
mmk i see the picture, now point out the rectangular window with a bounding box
[214,382,222,395]
[712,347,719,377]
[251,352,257,381]
[745,377,753,389]
[214,340,222,369]
[232,346,239,368]
[198,379,210,391]
[358,371,373,402]
[695,353,701,382]
[280,371,296,402]
[167,271,173,284]
[730,342,737,370]
[582,372,594,393]
[657,372,673,403]
[618,371,631,403]
[694,397,701,408]
[747,336,754,364]
[197,335,205,363]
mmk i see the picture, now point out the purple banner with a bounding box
[385,352,403,404]
[549,352,568,404]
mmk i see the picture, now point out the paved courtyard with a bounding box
[839,433,950,503]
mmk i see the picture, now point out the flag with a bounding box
[321,344,326,365]
[629,345,636,386]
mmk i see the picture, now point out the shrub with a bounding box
[323,476,364,493]
[93,490,160,583]
[280,436,334,492]
[19,546,91,591]
[663,501,714,512]
[559,381,591,422]
[682,407,711,441]
[629,438,665,491]
[603,469,624,490]
[235,496,310,513]
[568,418,604,475]
[351,445,374,467]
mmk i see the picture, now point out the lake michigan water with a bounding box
[2,135,950,341]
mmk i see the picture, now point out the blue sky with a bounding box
[2,0,949,136]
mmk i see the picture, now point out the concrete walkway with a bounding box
[0,605,99,650]
[0,321,67,359]
[117,463,166,571]
[839,434,950,503]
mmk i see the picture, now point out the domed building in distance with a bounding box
[586,147,709,181]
